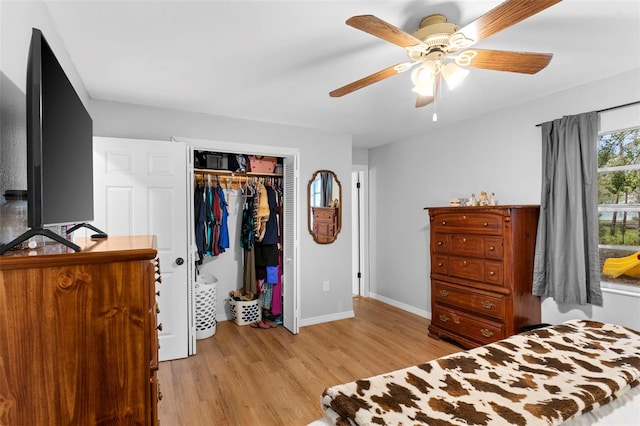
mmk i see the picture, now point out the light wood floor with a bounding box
[157,297,461,425]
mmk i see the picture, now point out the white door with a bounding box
[92,137,190,361]
[352,171,361,295]
[351,166,368,297]
[283,155,299,333]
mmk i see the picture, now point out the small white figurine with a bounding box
[489,192,496,206]
[469,193,477,206]
[479,191,488,206]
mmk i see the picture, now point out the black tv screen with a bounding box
[27,28,93,228]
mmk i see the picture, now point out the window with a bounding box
[598,127,640,288]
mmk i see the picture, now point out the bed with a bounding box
[313,320,640,425]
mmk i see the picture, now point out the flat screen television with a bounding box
[0,28,104,255]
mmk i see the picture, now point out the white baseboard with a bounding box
[369,292,432,319]
[216,295,429,327]
[300,310,355,327]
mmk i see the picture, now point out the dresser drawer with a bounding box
[432,305,505,345]
[449,255,484,281]
[450,235,485,257]
[432,281,506,320]
[313,210,336,220]
[432,213,503,235]
[432,255,448,275]
[433,233,448,253]
[484,237,503,259]
[485,261,504,286]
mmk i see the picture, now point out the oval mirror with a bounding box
[307,170,342,244]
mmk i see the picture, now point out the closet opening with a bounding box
[194,152,284,326]
[178,137,300,356]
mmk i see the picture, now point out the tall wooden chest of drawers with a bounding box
[0,235,161,425]
[425,205,540,349]
[312,206,339,243]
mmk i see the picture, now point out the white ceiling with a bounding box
[45,0,640,148]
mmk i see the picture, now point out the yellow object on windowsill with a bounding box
[603,251,640,278]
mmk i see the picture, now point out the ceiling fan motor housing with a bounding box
[408,14,460,61]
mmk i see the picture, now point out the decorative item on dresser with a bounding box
[0,235,161,425]
[425,205,541,348]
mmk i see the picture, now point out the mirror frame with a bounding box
[307,170,342,244]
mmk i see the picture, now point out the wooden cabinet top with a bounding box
[424,205,539,214]
[0,235,157,270]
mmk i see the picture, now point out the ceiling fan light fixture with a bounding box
[411,62,436,96]
[411,62,436,84]
[442,62,469,90]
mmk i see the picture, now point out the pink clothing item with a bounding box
[271,253,283,315]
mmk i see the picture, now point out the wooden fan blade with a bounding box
[346,15,423,48]
[330,63,408,98]
[464,49,552,74]
[416,74,440,108]
[416,95,434,108]
[456,0,562,45]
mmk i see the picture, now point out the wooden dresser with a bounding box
[312,206,339,243]
[425,206,540,349]
[0,235,161,425]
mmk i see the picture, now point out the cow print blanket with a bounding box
[320,320,640,425]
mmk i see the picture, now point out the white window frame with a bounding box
[597,104,640,295]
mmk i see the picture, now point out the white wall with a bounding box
[0,0,90,197]
[90,99,355,325]
[369,69,640,330]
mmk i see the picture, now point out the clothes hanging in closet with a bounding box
[193,178,229,264]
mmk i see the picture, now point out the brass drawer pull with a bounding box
[437,262,444,267]
[439,289,449,297]
[439,314,449,323]
[462,261,468,266]
[481,300,495,309]
[437,241,443,246]
[489,246,495,251]
[489,271,496,276]
[462,238,467,243]
[483,222,489,227]
[462,215,467,220]
[441,221,447,225]
[481,328,494,338]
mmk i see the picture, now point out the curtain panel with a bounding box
[532,111,603,306]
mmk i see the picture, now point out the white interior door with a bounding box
[351,166,369,297]
[283,155,299,333]
[352,171,361,295]
[92,137,190,361]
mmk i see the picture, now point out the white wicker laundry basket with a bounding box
[229,298,261,326]
[195,274,217,339]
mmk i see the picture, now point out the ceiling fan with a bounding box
[329,0,562,111]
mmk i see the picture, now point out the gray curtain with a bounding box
[532,111,603,306]
[321,172,333,207]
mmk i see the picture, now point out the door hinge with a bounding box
[357,272,362,279]
[356,182,361,189]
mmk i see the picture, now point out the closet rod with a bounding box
[194,170,282,189]
[535,100,640,127]
[194,168,282,178]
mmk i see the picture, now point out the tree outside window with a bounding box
[598,128,640,287]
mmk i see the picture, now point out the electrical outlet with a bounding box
[323,280,330,291]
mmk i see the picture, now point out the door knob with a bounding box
[175,257,184,265]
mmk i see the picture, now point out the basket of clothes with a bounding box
[228,290,261,326]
